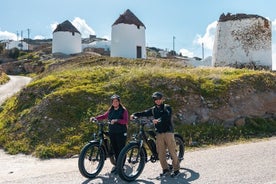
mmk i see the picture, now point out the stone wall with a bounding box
[177,90,276,127]
[212,13,272,69]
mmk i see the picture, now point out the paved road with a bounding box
[0,75,32,104]
[0,137,275,184]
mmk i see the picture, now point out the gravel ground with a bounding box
[0,137,275,184]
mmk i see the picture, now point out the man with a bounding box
[130,92,180,177]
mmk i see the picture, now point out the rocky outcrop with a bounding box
[0,60,45,74]
[177,84,276,126]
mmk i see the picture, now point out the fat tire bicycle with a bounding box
[116,117,185,182]
[78,119,115,178]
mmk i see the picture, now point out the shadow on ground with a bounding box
[81,167,199,184]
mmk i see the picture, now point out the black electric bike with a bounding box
[78,118,115,178]
[116,117,185,182]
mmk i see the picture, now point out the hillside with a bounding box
[0,71,9,84]
[0,54,276,158]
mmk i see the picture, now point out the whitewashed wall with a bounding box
[111,24,146,59]
[52,32,81,55]
[212,17,272,68]
[6,41,28,50]
[82,40,111,51]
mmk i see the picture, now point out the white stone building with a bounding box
[52,20,81,55]
[82,35,110,52]
[111,9,146,59]
[212,13,272,69]
[5,40,29,50]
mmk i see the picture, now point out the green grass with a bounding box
[0,72,9,84]
[0,55,275,158]
[175,117,276,147]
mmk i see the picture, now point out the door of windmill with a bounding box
[136,46,142,58]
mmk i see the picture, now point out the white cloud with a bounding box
[272,19,276,31]
[0,30,18,40]
[102,35,110,40]
[194,21,217,50]
[268,19,276,70]
[34,35,45,40]
[50,18,96,38]
[273,20,276,70]
[50,22,59,32]
[72,17,95,38]
[179,48,194,57]
[272,43,276,71]
[178,21,217,58]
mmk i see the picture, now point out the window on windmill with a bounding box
[72,32,75,36]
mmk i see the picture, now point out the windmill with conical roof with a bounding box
[52,20,82,55]
[111,9,146,59]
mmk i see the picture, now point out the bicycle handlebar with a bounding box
[90,118,111,125]
[131,116,155,126]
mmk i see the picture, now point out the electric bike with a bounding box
[116,117,185,181]
[78,119,115,178]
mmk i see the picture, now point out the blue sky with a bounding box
[1,0,276,65]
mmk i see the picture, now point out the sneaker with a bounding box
[160,169,170,177]
[170,170,180,178]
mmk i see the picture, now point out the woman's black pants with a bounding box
[109,132,127,162]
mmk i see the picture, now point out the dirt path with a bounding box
[0,75,32,104]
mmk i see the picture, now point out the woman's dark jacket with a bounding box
[96,105,128,133]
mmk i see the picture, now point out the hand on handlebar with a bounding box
[130,114,137,120]
[110,119,118,124]
[90,117,97,122]
[152,118,161,124]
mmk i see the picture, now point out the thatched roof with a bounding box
[53,20,81,34]
[112,9,146,28]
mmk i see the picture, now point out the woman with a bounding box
[91,94,128,174]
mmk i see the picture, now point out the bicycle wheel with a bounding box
[78,142,105,178]
[166,135,185,163]
[117,143,146,182]
[174,134,185,162]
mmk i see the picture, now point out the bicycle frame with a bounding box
[78,119,116,178]
[129,118,158,163]
[90,120,113,161]
[129,117,185,162]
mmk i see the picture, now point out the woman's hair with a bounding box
[108,97,127,111]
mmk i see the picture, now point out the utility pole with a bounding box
[27,28,30,51]
[202,42,204,60]
[173,36,175,55]
[27,28,30,39]
[21,30,23,50]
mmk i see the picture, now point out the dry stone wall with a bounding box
[212,13,272,69]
